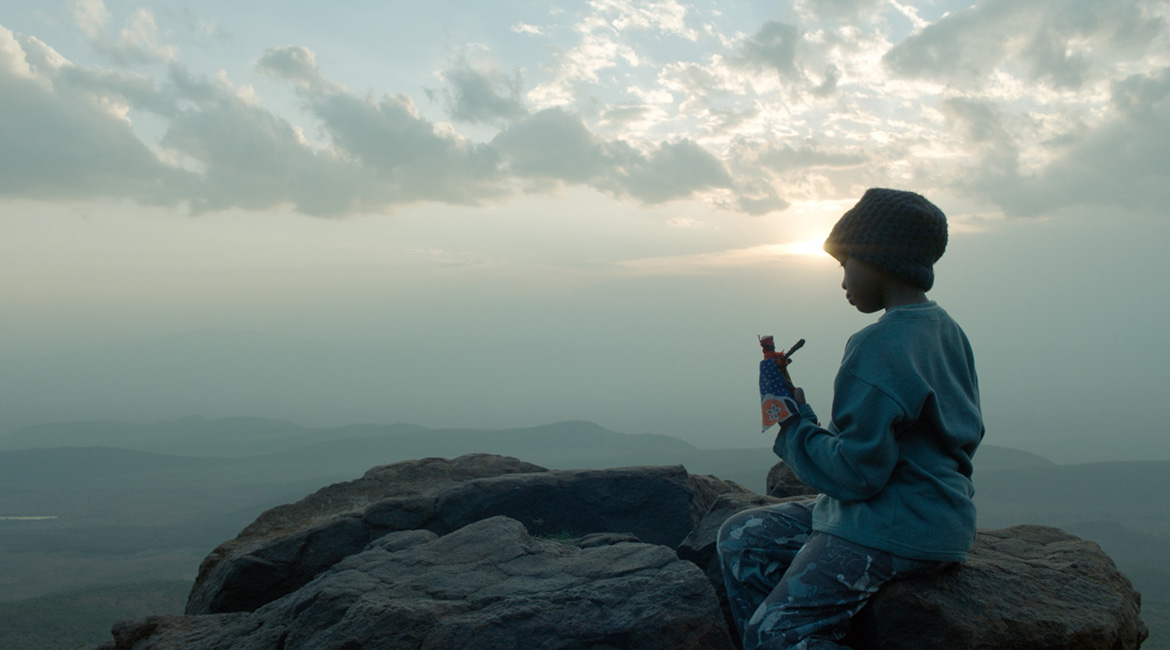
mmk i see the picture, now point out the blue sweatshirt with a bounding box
[774,302,983,562]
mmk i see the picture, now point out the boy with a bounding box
[717,188,983,650]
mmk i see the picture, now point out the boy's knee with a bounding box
[717,508,757,548]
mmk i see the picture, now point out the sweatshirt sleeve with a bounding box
[773,367,904,503]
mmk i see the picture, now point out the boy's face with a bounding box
[840,256,886,313]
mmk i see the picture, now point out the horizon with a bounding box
[0,410,1143,469]
[2,1,1168,466]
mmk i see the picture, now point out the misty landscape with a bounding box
[1,415,1167,649]
[4,0,1170,648]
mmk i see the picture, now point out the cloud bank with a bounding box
[1,0,1168,218]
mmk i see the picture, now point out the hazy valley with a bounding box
[0,417,1166,649]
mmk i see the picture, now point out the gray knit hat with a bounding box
[823,188,948,291]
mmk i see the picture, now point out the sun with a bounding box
[777,240,830,258]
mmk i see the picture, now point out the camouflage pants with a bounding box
[716,500,947,650]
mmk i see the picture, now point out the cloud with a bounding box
[727,178,789,217]
[72,0,176,66]
[256,45,334,92]
[736,21,803,81]
[159,65,355,215]
[492,108,607,183]
[793,0,884,21]
[0,26,188,204]
[257,46,511,212]
[604,138,733,203]
[883,0,1165,91]
[493,109,733,203]
[983,67,1170,216]
[593,0,698,41]
[306,91,505,207]
[757,142,868,173]
[526,0,696,110]
[1,12,747,219]
[3,2,1169,222]
[438,51,529,126]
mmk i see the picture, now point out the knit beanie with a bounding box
[823,188,948,291]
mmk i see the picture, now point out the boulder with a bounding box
[765,459,819,498]
[187,454,751,615]
[109,517,736,650]
[849,525,1149,650]
[186,453,548,615]
[683,498,1149,650]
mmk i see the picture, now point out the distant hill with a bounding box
[0,415,1057,494]
[975,461,1170,529]
[972,458,1170,623]
[0,416,433,457]
[0,446,226,489]
[973,444,1054,469]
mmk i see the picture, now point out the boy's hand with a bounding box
[758,336,806,432]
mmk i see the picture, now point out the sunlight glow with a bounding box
[775,240,830,257]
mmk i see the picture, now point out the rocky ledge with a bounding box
[101,454,1149,650]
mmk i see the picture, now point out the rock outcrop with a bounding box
[102,454,1148,650]
[850,525,1149,650]
[187,454,752,615]
[765,459,819,499]
[111,517,735,650]
[681,488,1149,650]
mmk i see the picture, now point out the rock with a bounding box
[765,459,819,498]
[186,453,547,615]
[849,525,1149,650]
[110,455,1147,650]
[680,498,1148,650]
[187,454,751,615]
[112,517,736,650]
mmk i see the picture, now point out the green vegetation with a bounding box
[0,581,190,650]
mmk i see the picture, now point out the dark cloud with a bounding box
[985,68,1170,216]
[813,64,840,97]
[0,28,188,204]
[438,53,528,126]
[256,45,332,91]
[492,108,606,183]
[603,138,733,204]
[729,178,788,217]
[159,65,356,215]
[730,20,847,98]
[757,143,867,173]
[884,0,1165,90]
[599,104,652,129]
[258,47,510,211]
[494,109,734,205]
[736,21,803,80]
[307,91,505,206]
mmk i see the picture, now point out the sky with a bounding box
[1,0,1168,463]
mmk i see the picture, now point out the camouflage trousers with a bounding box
[716,499,947,650]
